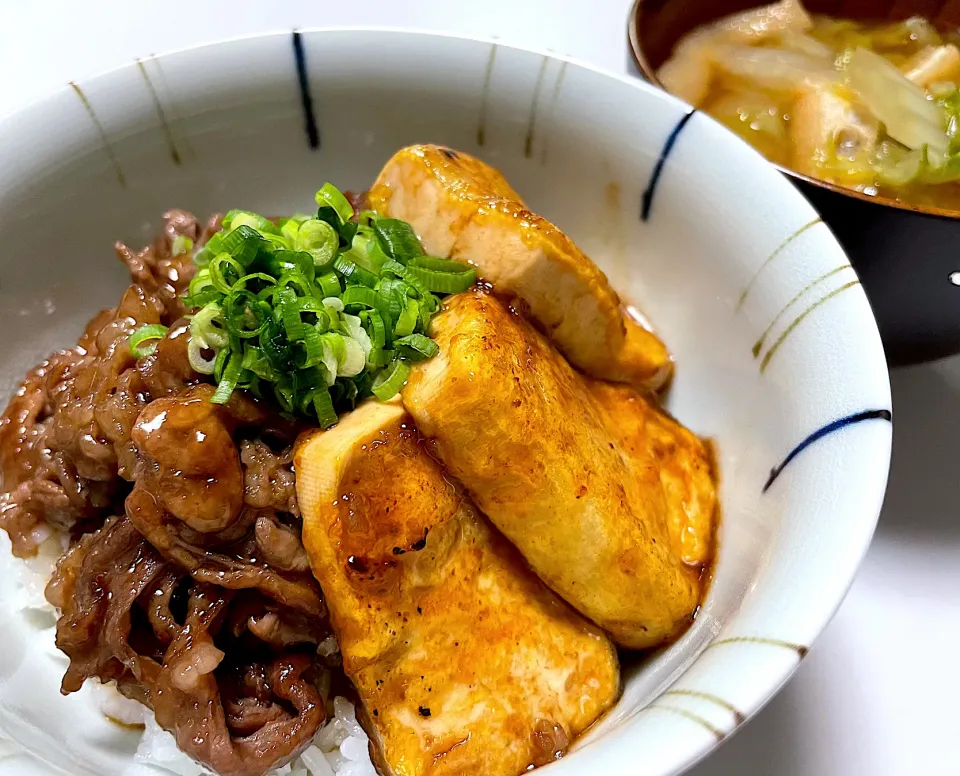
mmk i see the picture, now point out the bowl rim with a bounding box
[626,0,960,221]
[0,26,893,776]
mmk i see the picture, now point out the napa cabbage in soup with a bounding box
[659,0,960,209]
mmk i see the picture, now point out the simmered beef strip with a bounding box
[0,211,333,776]
[47,516,331,776]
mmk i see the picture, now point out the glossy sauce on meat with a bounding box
[133,388,244,533]
[0,210,333,776]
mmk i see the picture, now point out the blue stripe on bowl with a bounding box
[763,409,892,493]
[292,31,320,150]
[641,109,696,222]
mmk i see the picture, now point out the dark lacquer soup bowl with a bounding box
[630,0,960,366]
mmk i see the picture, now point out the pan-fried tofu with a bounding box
[295,401,619,776]
[588,381,717,568]
[402,291,714,649]
[368,144,672,391]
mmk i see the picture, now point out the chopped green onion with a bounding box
[309,386,338,428]
[210,254,246,294]
[270,250,315,282]
[372,218,423,264]
[342,286,379,309]
[405,256,477,294]
[224,210,280,235]
[279,287,306,340]
[241,345,281,381]
[315,182,355,225]
[213,347,230,382]
[380,259,436,304]
[190,302,229,349]
[219,225,265,267]
[280,218,301,247]
[211,352,244,403]
[172,235,194,257]
[371,359,410,401]
[341,314,372,357]
[361,309,387,350]
[366,347,393,368]
[129,324,169,358]
[188,335,217,374]
[345,231,389,273]
[273,378,296,413]
[334,255,378,288]
[394,298,420,337]
[322,296,345,313]
[154,181,472,426]
[234,272,278,291]
[316,206,343,231]
[340,337,366,378]
[408,256,472,273]
[395,333,440,361]
[317,272,341,298]
[299,326,325,368]
[275,270,316,299]
[296,219,339,267]
[193,233,223,268]
[338,220,359,246]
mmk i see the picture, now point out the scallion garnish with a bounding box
[144,182,476,427]
[130,324,170,358]
[371,359,411,401]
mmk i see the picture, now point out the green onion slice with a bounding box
[315,182,355,225]
[371,359,410,401]
[172,235,194,257]
[188,336,217,375]
[394,298,420,337]
[372,218,423,264]
[317,272,341,298]
[309,386,338,428]
[130,324,169,358]
[141,181,473,426]
[342,285,378,309]
[223,210,280,235]
[211,352,244,404]
[405,256,477,294]
[395,333,440,361]
[361,309,386,350]
[296,219,339,267]
[190,302,230,349]
[334,255,378,288]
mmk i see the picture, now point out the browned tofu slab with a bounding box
[402,291,714,649]
[296,401,620,776]
[368,144,672,391]
[588,381,717,569]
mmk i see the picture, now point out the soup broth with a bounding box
[659,0,960,209]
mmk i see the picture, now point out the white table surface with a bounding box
[2,1,958,774]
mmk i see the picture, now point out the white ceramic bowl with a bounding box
[0,29,891,776]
